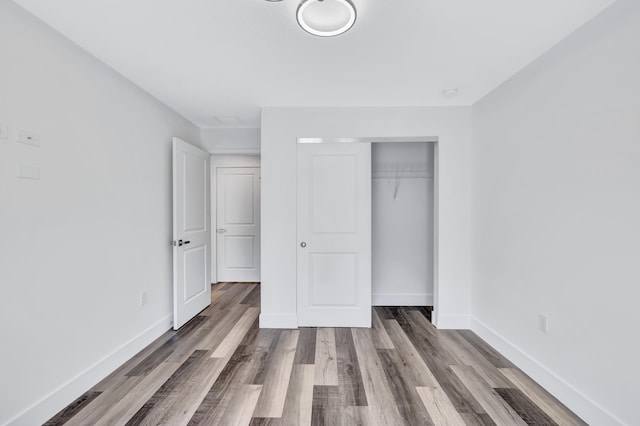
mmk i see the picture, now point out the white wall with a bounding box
[261,107,472,329]
[201,128,260,154]
[372,142,434,306]
[471,1,640,424]
[0,3,201,425]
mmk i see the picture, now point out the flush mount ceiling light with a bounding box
[297,0,357,37]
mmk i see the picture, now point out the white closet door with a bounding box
[216,167,261,282]
[297,142,371,327]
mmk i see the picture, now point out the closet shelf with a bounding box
[372,170,433,181]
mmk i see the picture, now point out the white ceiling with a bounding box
[13,0,615,128]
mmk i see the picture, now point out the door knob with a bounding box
[300,242,307,248]
[217,229,227,233]
[183,240,191,245]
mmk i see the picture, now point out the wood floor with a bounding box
[45,283,585,425]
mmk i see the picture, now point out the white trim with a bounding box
[372,293,433,306]
[431,141,440,334]
[297,136,438,144]
[210,155,261,167]
[4,315,172,426]
[471,317,625,426]
[259,313,298,329]
[208,147,260,155]
[434,314,470,329]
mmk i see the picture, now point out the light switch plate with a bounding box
[17,164,40,180]
[0,124,8,140]
[18,129,40,147]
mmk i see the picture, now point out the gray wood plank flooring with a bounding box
[45,283,585,425]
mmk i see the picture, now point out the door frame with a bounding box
[210,155,261,282]
[296,136,440,325]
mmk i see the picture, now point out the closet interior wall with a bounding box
[372,142,434,306]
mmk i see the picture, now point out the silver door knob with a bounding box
[217,229,227,233]
[300,242,307,248]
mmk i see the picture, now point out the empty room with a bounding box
[1,0,639,425]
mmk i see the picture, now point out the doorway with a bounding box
[372,142,434,308]
[296,137,438,328]
[211,155,261,283]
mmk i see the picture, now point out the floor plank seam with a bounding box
[44,285,586,426]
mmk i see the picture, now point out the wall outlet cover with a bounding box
[17,164,41,180]
[0,124,8,140]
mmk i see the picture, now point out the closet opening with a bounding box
[372,142,435,323]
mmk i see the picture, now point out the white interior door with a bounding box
[297,142,371,327]
[216,167,261,282]
[172,137,211,330]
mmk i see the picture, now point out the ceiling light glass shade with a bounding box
[297,0,357,37]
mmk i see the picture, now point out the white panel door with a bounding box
[172,138,211,330]
[297,143,371,327]
[216,167,261,282]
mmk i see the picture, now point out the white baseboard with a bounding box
[471,317,624,426]
[4,314,172,426]
[372,293,433,306]
[434,314,470,329]
[259,313,298,329]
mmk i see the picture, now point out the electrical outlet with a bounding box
[140,291,148,307]
[17,164,40,180]
[538,313,549,333]
[0,124,8,140]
